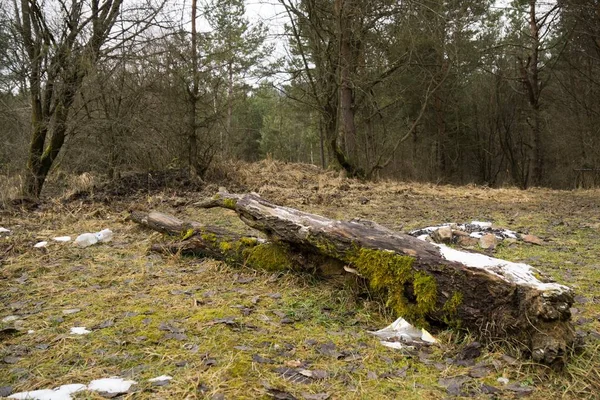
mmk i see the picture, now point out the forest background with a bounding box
[0,0,599,197]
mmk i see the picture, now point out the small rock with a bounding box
[62,308,81,315]
[457,236,478,247]
[522,234,543,245]
[479,234,497,250]
[497,377,509,385]
[432,226,453,243]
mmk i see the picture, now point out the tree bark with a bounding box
[132,192,575,367]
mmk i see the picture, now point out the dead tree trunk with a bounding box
[131,192,575,368]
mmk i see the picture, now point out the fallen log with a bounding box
[131,191,575,367]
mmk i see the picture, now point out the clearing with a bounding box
[1,160,600,399]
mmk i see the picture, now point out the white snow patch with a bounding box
[8,384,86,400]
[148,375,173,382]
[0,227,10,233]
[70,327,91,335]
[53,236,71,242]
[28,330,35,334]
[471,221,492,228]
[33,241,48,248]
[2,315,20,323]
[502,230,518,239]
[469,232,485,238]
[434,243,569,293]
[370,317,437,349]
[88,377,136,394]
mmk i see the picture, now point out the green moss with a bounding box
[223,198,237,209]
[228,358,252,377]
[244,243,293,271]
[181,228,194,240]
[201,232,217,243]
[239,237,258,246]
[442,291,463,327]
[219,241,233,252]
[413,272,438,314]
[349,248,439,327]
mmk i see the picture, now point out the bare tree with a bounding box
[11,0,163,197]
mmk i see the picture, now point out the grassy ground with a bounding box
[1,160,600,399]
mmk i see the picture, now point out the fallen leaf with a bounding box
[158,322,184,333]
[457,342,482,361]
[253,354,275,364]
[267,388,297,400]
[0,387,12,397]
[92,319,115,330]
[301,393,330,400]
[318,341,342,358]
[3,356,21,364]
[468,366,492,378]
[164,332,188,341]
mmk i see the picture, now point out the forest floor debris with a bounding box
[1,160,600,399]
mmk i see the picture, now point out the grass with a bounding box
[1,160,600,399]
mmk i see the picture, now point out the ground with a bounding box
[1,159,600,399]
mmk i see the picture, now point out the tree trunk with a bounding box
[131,191,575,367]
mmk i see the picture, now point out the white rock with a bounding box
[33,241,48,248]
[88,377,136,394]
[497,377,509,385]
[53,236,71,242]
[0,227,10,234]
[70,327,91,335]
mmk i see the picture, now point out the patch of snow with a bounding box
[0,227,10,233]
[70,327,90,335]
[95,229,113,243]
[469,232,485,238]
[8,384,86,400]
[434,243,569,293]
[74,233,97,247]
[502,230,518,239]
[53,236,71,242]
[28,330,35,334]
[370,317,437,350]
[471,221,492,228]
[148,375,172,382]
[33,241,48,248]
[88,377,136,394]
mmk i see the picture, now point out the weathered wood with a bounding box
[129,211,330,273]
[132,193,575,367]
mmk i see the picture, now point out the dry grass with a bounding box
[2,160,600,399]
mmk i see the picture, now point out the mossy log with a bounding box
[131,192,575,368]
[129,211,332,272]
